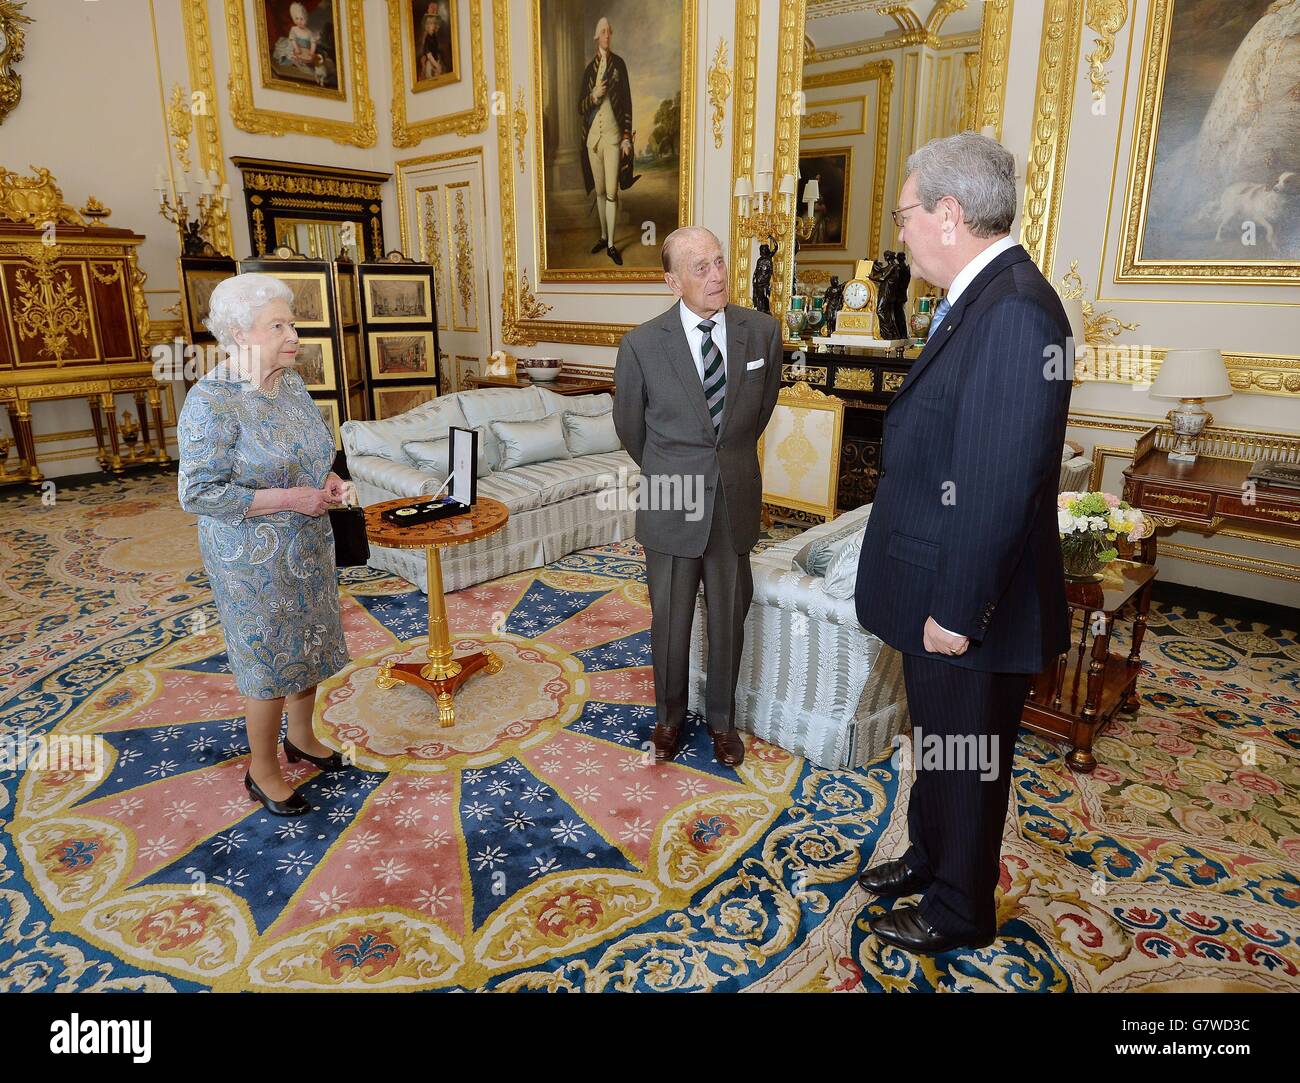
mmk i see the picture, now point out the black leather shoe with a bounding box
[870,904,995,955]
[284,735,346,772]
[856,858,930,897]
[607,245,623,266]
[591,239,608,253]
[245,772,310,816]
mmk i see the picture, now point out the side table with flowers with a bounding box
[1022,492,1158,772]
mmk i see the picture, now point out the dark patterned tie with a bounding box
[699,319,725,431]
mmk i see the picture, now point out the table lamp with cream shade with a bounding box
[1148,348,1232,463]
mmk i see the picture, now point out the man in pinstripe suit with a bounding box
[613,227,784,768]
[853,133,1074,954]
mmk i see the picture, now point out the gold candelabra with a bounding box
[154,167,230,257]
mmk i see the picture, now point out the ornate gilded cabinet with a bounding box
[780,342,919,510]
[0,167,170,486]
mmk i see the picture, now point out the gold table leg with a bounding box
[373,544,502,727]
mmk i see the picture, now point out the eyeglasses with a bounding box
[891,202,923,228]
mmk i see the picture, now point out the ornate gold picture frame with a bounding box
[225,0,377,147]
[296,337,337,390]
[252,0,346,100]
[530,0,696,282]
[1117,0,1299,285]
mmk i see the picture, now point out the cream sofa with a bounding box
[686,444,1095,769]
[688,503,910,770]
[342,386,637,593]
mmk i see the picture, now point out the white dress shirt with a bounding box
[678,300,728,384]
[932,234,1016,643]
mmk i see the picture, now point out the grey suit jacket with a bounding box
[613,301,784,558]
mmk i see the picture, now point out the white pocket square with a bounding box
[746,358,765,370]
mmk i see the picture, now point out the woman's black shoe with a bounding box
[244,772,310,816]
[283,735,346,772]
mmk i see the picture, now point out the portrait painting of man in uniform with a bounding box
[532,0,695,281]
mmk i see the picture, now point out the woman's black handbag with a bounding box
[329,505,371,568]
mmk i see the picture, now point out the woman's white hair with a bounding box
[204,273,294,347]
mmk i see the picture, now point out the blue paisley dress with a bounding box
[177,361,350,699]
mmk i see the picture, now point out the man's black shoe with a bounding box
[856,858,930,897]
[870,904,995,955]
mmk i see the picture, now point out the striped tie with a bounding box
[699,319,725,431]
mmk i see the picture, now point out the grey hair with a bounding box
[203,273,294,346]
[904,132,1016,237]
[661,225,721,274]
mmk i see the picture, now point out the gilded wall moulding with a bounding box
[728,0,761,308]
[708,37,732,151]
[181,0,232,256]
[1019,0,1084,273]
[513,87,527,173]
[1059,259,1139,347]
[167,85,194,173]
[973,0,1012,141]
[769,0,810,329]
[388,0,488,146]
[1084,0,1128,100]
[0,1,30,125]
[224,0,377,148]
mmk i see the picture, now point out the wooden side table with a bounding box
[363,496,509,727]
[1122,424,1300,543]
[1022,559,1157,772]
[464,371,615,396]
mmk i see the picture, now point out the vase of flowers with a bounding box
[1057,491,1150,581]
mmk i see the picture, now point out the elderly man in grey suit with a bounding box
[613,226,784,767]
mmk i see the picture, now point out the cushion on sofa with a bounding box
[458,387,547,470]
[341,395,468,461]
[537,387,613,418]
[401,426,490,478]
[793,506,872,576]
[822,528,866,599]
[498,450,634,504]
[490,414,571,470]
[562,410,620,456]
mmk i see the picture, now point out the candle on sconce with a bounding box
[219,182,230,202]
[154,166,167,195]
[734,175,753,217]
[778,173,796,210]
[802,176,820,211]
[176,171,189,196]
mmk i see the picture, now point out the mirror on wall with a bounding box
[793,1,986,334]
[274,218,366,262]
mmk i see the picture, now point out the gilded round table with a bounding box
[364,495,509,727]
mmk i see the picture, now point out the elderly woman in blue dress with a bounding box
[178,273,352,816]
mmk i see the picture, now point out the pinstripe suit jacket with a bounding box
[613,302,784,558]
[853,243,1073,674]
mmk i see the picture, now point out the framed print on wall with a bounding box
[532,0,695,281]
[407,0,461,91]
[373,384,438,419]
[368,331,437,380]
[314,398,342,449]
[254,0,346,100]
[267,270,331,327]
[797,148,852,250]
[364,273,433,322]
[296,338,337,390]
[178,259,237,339]
[1118,0,1300,284]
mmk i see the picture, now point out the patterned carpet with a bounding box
[1,473,1297,992]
